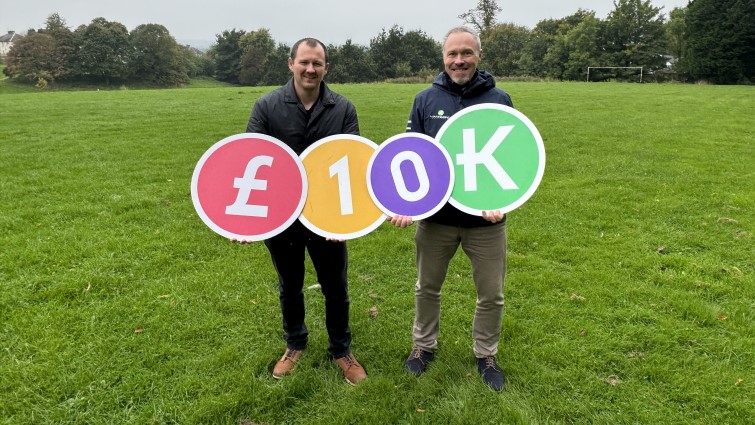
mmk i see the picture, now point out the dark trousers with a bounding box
[264,221,351,358]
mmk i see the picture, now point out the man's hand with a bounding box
[481,210,505,223]
[230,238,254,244]
[388,215,414,228]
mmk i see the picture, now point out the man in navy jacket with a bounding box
[391,26,511,392]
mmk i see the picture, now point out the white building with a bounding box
[0,31,22,56]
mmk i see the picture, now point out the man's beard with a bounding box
[450,73,472,85]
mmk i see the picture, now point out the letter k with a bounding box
[456,126,518,192]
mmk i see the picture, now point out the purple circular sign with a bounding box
[367,133,453,220]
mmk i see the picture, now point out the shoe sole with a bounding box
[404,368,425,376]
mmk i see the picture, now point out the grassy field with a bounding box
[1,80,753,424]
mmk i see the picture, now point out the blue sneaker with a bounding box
[476,356,505,391]
[404,347,434,375]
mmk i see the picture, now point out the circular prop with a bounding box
[367,132,453,220]
[435,104,545,216]
[191,133,307,241]
[299,134,385,239]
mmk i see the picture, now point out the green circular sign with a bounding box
[435,103,545,215]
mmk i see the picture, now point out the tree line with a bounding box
[3,0,753,87]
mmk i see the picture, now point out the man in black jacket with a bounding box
[245,37,366,385]
[391,26,510,391]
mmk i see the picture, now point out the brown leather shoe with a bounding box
[272,348,303,379]
[334,352,367,385]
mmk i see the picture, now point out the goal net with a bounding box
[586,66,644,83]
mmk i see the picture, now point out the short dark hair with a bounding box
[290,37,329,63]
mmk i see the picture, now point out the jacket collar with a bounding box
[283,79,335,106]
[434,70,496,97]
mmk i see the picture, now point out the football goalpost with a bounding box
[586,66,643,83]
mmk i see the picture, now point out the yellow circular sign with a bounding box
[299,135,384,239]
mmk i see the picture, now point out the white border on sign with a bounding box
[366,132,454,221]
[298,134,385,240]
[436,103,546,216]
[190,133,308,241]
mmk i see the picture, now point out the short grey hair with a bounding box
[442,26,482,53]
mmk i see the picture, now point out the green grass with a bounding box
[1,80,753,424]
[0,73,236,93]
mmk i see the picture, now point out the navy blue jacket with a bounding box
[406,70,513,227]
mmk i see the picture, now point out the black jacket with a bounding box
[406,70,513,227]
[246,79,359,155]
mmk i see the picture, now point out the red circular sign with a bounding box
[191,133,307,241]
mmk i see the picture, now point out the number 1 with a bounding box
[329,155,353,215]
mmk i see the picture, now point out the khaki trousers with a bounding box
[412,220,506,357]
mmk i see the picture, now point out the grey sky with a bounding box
[1,0,690,48]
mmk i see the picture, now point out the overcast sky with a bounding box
[1,0,690,48]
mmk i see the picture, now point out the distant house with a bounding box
[0,31,22,56]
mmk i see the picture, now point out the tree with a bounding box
[327,40,377,83]
[370,26,440,80]
[520,19,559,77]
[259,43,291,86]
[182,46,215,78]
[542,34,570,79]
[522,10,596,79]
[520,10,596,78]
[43,14,78,81]
[665,6,687,62]
[602,0,667,71]
[738,0,755,82]
[128,24,188,86]
[75,17,131,83]
[370,25,407,79]
[210,29,245,84]
[43,13,68,33]
[680,0,755,83]
[481,23,530,77]
[4,13,81,83]
[238,29,275,86]
[562,13,602,80]
[459,0,501,37]
[401,30,441,76]
[4,32,57,83]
